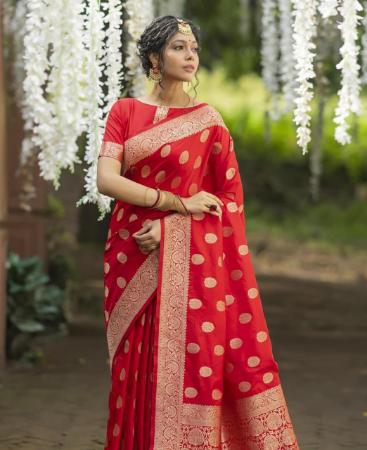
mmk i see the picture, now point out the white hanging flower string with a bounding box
[40,0,88,187]
[76,0,126,220]
[23,0,89,190]
[23,0,57,177]
[333,0,363,145]
[279,0,297,113]
[291,0,318,155]
[361,0,367,84]
[260,0,281,119]
[318,0,340,19]
[102,0,124,115]
[124,0,154,97]
[76,0,111,219]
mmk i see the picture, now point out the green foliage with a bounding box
[6,251,68,363]
[186,0,261,78]
[245,199,367,251]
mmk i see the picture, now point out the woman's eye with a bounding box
[173,46,200,52]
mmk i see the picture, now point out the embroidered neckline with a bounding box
[153,105,170,124]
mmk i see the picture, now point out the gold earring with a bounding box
[148,65,162,82]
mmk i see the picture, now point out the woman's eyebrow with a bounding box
[171,39,198,45]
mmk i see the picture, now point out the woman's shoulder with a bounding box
[107,97,133,122]
[115,97,133,109]
[202,103,228,130]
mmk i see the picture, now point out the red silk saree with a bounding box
[99,97,300,450]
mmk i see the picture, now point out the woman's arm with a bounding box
[97,157,158,207]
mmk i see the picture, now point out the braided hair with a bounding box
[136,15,201,98]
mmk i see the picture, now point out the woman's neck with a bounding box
[147,82,193,107]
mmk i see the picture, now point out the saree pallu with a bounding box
[100,100,300,450]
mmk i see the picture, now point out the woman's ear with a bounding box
[148,52,159,67]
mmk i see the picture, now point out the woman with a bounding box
[97,15,300,450]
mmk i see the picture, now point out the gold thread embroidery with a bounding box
[180,385,299,449]
[123,105,227,172]
[154,213,192,450]
[106,250,159,370]
[99,141,124,163]
[153,105,169,124]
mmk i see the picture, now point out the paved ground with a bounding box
[0,272,366,450]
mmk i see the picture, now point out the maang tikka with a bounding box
[177,18,193,35]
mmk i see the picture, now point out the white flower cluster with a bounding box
[361,0,367,84]
[76,0,109,218]
[262,0,366,153]
[318,0,339,19]
[103,0,125,113]
[291,0,318,154]
[334,0,364,145]
[279,0,297,112]
[77,0,125,220]
[23,0,55,173]
[10,0,129,219]
[260,0,296,119]
[22,1,90,189]
[261,0,281,119]
[124,0,154,97]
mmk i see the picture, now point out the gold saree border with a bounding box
[153,214,299,450]
[106,250,159,370]
[123,105,227,172]
[98,141,124,162]
[154,213,191,450]
[153,105,170,123]
[181,384,299,449]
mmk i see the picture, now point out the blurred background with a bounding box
[0,1,366,449]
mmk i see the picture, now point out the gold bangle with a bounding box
[176,194,190,215]
[150,188,160,208]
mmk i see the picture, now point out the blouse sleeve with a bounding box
[98,99,127,163]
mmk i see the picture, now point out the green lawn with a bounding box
[244,198,367,253]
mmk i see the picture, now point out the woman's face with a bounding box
[159,31,200,82]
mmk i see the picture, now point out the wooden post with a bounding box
[0,0,8,370]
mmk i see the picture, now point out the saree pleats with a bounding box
[104,296,156,450]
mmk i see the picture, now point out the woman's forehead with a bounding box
[168,33,197,45]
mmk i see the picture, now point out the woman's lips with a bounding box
[183,66,195,72]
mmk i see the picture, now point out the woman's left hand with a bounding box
[132,218,161,253]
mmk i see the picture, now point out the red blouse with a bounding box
[98,97,208,166]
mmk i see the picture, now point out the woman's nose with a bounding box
[186,48,196,58]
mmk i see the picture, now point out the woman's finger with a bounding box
[205,193,223,211]
[139,243,158,253]
[205,204,222,217]
[134,232,153,242]
[203,197,222,216]
[206,192,224,206]
[132,223,151,236]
